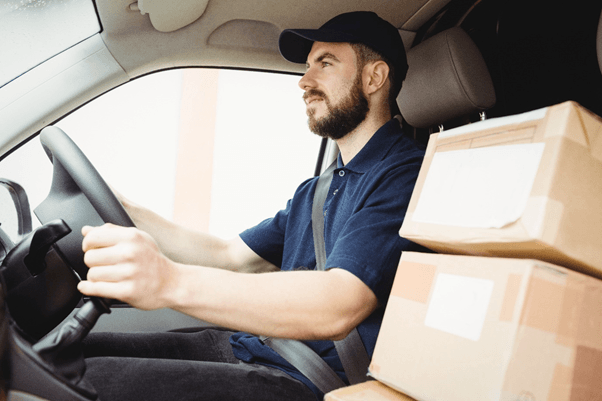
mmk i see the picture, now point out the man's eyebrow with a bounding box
[306,52,340,67]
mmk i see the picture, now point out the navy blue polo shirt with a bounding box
[230,118,426,399]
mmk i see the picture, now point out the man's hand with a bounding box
[78,224,179,310]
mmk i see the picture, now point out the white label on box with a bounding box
[424,273,494,341]
[412,142,545,228]
[437,107,548,139]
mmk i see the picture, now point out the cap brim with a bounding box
[278,29,357,64]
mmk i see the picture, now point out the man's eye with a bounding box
[322,62,331,67]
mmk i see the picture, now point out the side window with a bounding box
[0,69,321,239]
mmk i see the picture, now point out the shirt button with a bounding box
[338,170,345,177]
[333,189,339,195]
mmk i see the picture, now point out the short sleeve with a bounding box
[239,177,317,269]
[239,200,290,268]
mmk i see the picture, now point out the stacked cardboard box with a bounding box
[326,102,602,400]
[370,252,602,401]
[399,101,602,279]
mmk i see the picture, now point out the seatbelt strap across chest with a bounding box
[263,161,370,394]
[311,161,371,386]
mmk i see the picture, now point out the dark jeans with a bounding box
[83,328,317,401]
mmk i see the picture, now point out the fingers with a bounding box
[82,223,141,251]
[82,223,119,251]
[83,241,140,269]
[78,224,168,309]
[78,257,139,304]
[77,280,133,303]
[82,224,129,268]
[82,224,152,274]
[86,263,132,282]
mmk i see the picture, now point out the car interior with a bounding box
[0,0,601,399]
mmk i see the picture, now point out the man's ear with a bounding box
[363,60,390,95]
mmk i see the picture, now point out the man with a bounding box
[80,11,426,401]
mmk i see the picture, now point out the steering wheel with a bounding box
[34,125,135,280]
[0,126,138,400]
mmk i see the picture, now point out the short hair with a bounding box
[350,42,400,115]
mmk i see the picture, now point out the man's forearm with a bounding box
[167,265,377,340]
[122,198,277,273]
[122,198,221,265]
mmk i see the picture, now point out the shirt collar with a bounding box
[336,118,403,173]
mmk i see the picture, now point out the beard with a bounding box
[304,73,369,140]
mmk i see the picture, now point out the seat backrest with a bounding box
[397,27,496,129]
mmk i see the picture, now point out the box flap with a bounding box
[574,104,602,163]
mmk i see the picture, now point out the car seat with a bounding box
[397,27,496,131]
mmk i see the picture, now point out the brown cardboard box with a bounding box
[370,251,602,401]
[324,381,416,401]
[398,101,602,278]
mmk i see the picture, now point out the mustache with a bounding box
[302,89,327,103]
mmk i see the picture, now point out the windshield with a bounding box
[0,0,101,87]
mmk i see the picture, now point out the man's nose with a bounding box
[298,69,316,91]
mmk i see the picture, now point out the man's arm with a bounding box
[78,224,378,341]
[120,196,279,274]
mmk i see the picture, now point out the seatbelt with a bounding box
[261,337,346,394]
[311,161,371,386]
[263,160,370,394]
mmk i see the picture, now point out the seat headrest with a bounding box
[397,27,496,129]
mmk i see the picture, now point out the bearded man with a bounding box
[79,11,427,401]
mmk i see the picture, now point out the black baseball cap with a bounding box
[279,11,408,91]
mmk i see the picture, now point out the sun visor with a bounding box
[133,0,209,32]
